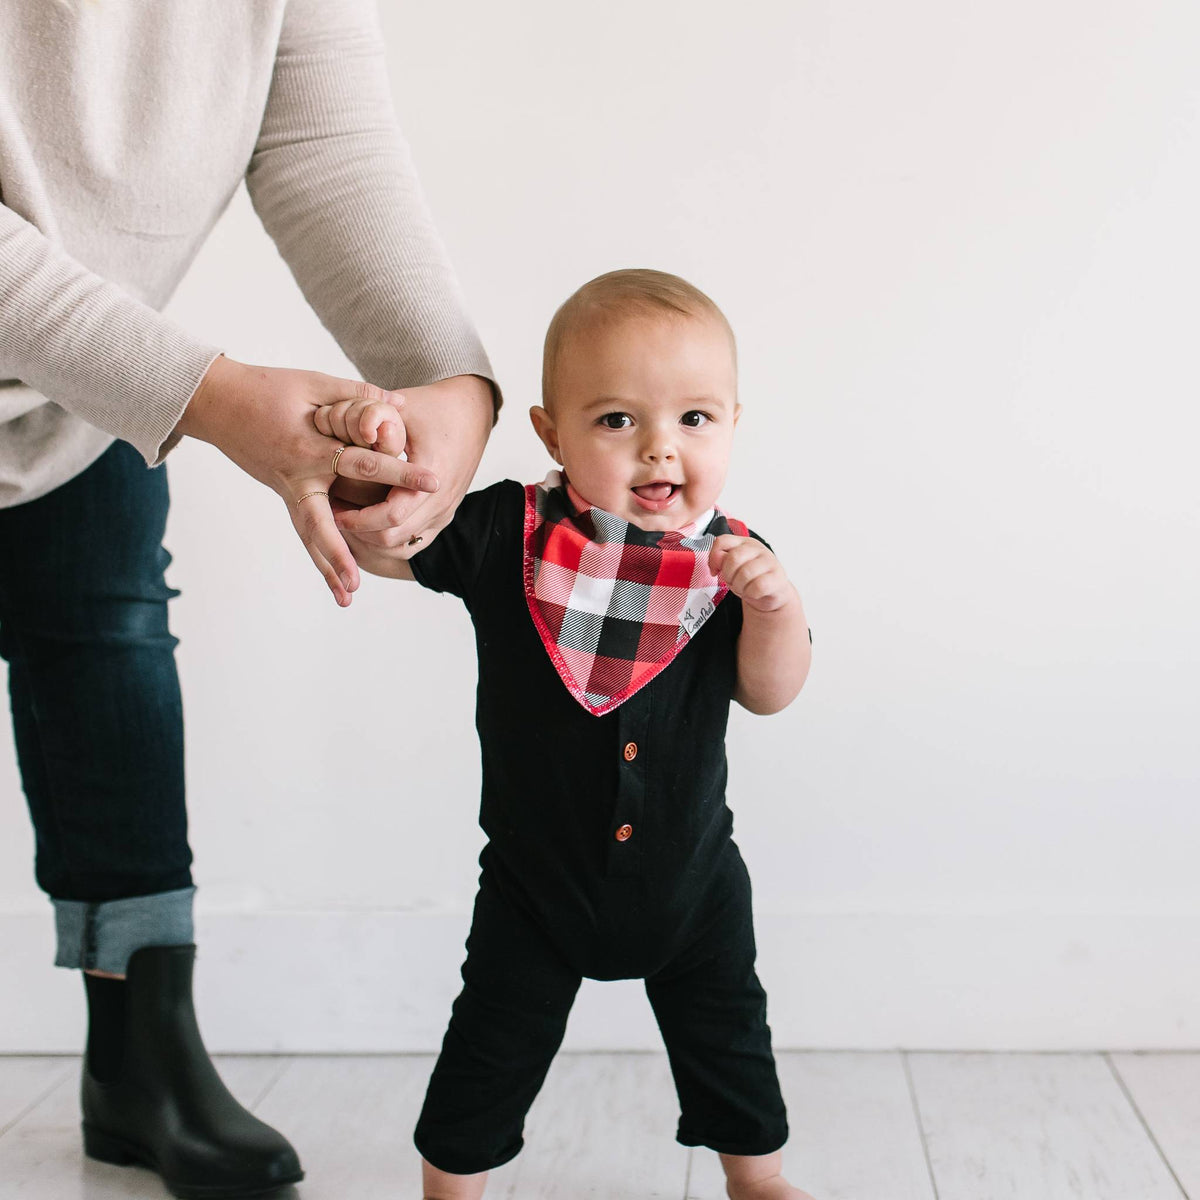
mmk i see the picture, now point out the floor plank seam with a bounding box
[0,1063,72,1140]
[1103,1052,1191,1200]
[901,1052,941,1200]
[247,1054,296,1112]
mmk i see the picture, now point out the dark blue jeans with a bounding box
[0,440,195,972]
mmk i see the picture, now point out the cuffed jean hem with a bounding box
[53,886,195,974]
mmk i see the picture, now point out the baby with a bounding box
[322,269,814,1200]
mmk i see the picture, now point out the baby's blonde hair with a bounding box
[542,268,736,411]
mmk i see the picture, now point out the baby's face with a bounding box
[531,313,740,531]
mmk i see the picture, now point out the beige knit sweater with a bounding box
[0,0,494,507]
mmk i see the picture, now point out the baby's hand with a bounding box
[314,395,407,457]
[709,535,794,614]
[315,395,407,507]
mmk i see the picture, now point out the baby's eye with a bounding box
[599,412,633,429]
[680,410,710,428]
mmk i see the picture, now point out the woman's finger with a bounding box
[341,491,457,557]
[333,485,429,535]
[291,486,359,606]
[332,446,438,500]
[339,378,405,410]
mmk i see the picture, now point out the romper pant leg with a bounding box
[415,868,582,1175]
[644,855,788,1157]
[0,441,194,972]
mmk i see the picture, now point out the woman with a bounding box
[0,1,497,1195]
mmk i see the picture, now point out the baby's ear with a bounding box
[529,406,563,463]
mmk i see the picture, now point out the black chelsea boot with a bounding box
[81,944,303,1198]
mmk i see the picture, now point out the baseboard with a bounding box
[3,910,1197,1053]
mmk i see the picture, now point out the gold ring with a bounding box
[295,491,329,506]
[406,534,424,547]
[331,444,347,476]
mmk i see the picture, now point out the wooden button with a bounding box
[615,824,633,842]
[623,742,638,761]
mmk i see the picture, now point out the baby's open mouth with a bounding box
[632,482,679,502]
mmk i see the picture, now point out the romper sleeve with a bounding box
[408,479,522,603]
[245,0,498,409]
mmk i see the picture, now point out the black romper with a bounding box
[409,480,788,1175]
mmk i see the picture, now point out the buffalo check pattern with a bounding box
[523,472,749,716]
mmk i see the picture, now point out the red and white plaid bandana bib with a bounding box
[523,471,749,716]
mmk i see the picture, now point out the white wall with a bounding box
[3,0,1199,1051]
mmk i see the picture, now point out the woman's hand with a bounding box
[176,355,439,606]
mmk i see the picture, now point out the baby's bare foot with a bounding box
[721,1150,817,1200]
[726,1177,817,1200]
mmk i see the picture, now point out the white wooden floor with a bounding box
[1,1052,1197,1199]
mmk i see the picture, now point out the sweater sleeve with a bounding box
[0,203,223,465]
[244,0,498,406]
